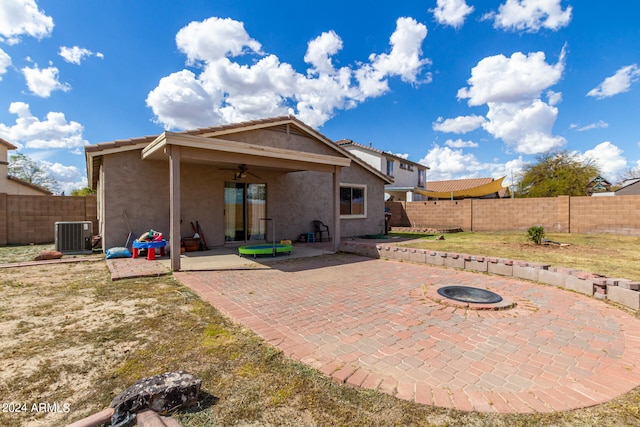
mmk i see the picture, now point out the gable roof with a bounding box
[0,137,17,150]
[86,116,392,188]
[336,139,429,170]
[7,175,52,195]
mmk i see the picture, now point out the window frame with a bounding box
[386,159,394,177]
[340,183,367,219]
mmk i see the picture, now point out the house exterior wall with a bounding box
[1,145,49,195]
[387,159,422,188]
[96,128,386,249]
[341,162,387,237]
[340,146,383,171]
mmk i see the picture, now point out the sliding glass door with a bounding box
[224,182,266,242]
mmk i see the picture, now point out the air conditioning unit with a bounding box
[55,221,93,254]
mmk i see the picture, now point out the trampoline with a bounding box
[238,243,292,258]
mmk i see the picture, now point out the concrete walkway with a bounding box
[174,253,640,413]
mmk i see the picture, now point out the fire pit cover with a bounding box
[437,286,503,304]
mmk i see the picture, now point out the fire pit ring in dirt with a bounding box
[437,285,503,304]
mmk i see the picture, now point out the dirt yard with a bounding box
[2,241,640,426]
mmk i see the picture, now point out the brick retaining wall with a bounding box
[340,240,640,311]
[0,194,98,245]
[387,195,640,235]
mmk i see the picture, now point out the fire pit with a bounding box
[437,286,503,304]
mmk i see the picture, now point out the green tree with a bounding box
[516,150,600,197]
[70,187,96,196]
[8,152,60,193]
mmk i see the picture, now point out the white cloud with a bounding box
[0,0,54,45]
[304,30,343,75]
[0,48,11,79]
[431,0,474,29]
[388,151,409,159]
[175,17,262,64]
[420,144,525,183]
[432,114,485,133]
[546,90,562,106]
[22,63,71,97]
[0,102,87,149]
[570,120,608,132]
[147,16,431,130]
[587,64,640,99]
[59,46,103,64]
[458,49,566,154]
[445,138,478,148]
[487,0,572,32]
[458,50,565,106]
[580,141,627,181]
[39,160,87,194]
[483,99,565,154]
[419,144,484,180]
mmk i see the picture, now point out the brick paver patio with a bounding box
[174,253,640,413]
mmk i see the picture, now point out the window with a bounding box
[400,163,407,170]
[386,160,394,177]
[340,185,367,218]
[418,169,426,188]
[408,164,414,171]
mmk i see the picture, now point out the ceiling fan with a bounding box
[221,164,261,180]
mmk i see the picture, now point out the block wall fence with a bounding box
[0,194,98,245]
[386,195,640,235]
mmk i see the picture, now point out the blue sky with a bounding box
[1,0,639,193]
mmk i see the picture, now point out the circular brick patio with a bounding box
[175,254,640,413]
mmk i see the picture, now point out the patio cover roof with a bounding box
[415,176,507,199]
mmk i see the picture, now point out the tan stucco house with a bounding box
[336,139,429,202]
[85,116,391,270]
[1,138,51,196]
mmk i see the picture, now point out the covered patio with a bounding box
[86,117,390,272]
[142,128,350,271]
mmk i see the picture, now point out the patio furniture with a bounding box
[132,239,166,260]
[313,220,330,242]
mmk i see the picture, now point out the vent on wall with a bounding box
[55,221,93,254]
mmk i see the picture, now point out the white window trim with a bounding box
[340,183,367,219]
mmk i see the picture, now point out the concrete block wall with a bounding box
[570,195,640,235]
[400,200,465,229]
[340,241,640,311]
[0,194,98,245]
[386,194,640,235]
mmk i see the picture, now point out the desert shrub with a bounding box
[527,226,545,245]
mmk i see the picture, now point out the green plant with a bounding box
[527,226,545,245]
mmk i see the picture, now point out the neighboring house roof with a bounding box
[618,178,640,189]
[7,175,52,195]
[616,178,640,195]
[86,116,392,188]
[587,175,612,194]
[336,139,429,170]
[416,177,507,199]
[0,137,17,150]
[425,177,494,192]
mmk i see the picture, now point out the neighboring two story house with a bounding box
[1,138,51,196]
[336,140,428,202]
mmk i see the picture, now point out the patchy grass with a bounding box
[397,231,640,281]
[0,243,640,426]
[0,243,55,264]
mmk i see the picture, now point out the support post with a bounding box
[332,166,341,252]
[169,145,181,271]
